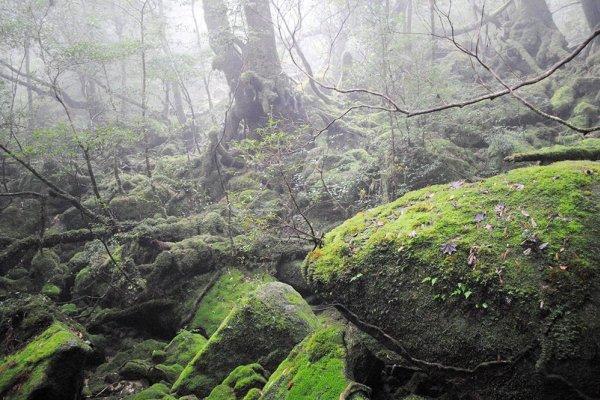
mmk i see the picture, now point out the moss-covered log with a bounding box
[505,139,600,163]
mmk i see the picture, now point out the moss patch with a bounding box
[189,268,274,336]
[0,322,90,400]
[505,138,600,163]
[206,364,267,400]
[261,326,350,400]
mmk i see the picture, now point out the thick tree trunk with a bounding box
[582,0,600,31]
[506,0,568,72]
[202,0,304,139]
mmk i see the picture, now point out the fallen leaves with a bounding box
[441,242,457,255]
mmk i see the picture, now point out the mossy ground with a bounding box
[305,161,600,399]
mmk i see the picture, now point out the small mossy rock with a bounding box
[189,269,274,336]
[30,249,64,286]
[41,283,61,299]
[119,359,153,380]
[173,282,318,398]
[276,259,311,295]
[88,339,165,396]
[242,388,261,400]
[206,364,267,400]
[0,322,91,400]
[126,382,171,400]
[109,195,160,221]
[151,363,185,383]
[304,161,600,399]
[163,330,208,366]
[550,84,576,116]
[261,327,357,400]
[569,101,599,127]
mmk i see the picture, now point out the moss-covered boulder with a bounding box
[304,161,600,399]
[149,330,208,384]
[205,364,268,400]
[173,282,318,397]
[109,195,161,221]
[188,269,274,336]
[261,326,368,400]
[0,322,91,400]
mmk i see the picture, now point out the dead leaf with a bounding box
[441,242,458,255]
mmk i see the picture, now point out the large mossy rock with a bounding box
[0,322,91,400]
[304,161,600,399]
[188,268,274,336]
[172,282,318,397]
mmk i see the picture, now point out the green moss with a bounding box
[126,383,171,400]
[505,139,600,163]
[206,364,267,400]
[569,101,599,126]
[109,195,161,221]
[242,388,262,400]
[305,161,600,399]
[41,283,61,298]
[189,269,274,336]
[154,363,184,383]
[261,327,349,400]
[163,330,207,366]
[550,84,575,114]
[0,322,90,399]
[173,283,317,398]
[119,359,152,380]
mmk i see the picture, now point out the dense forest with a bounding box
[0,0,599,399]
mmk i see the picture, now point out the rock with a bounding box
[304,161,600,399]
[276,259,311,295]
[188,269,274,336]
[0,322,91,400]
[205,364,268,400]
[172,282,318,397]
[261,326,369,400]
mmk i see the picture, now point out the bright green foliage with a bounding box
[0,322,90,399]
[189,269,274,335]
[261,327,350,400]
[173,283,317,398]
[305,161,600,398]
[506,138,600,163]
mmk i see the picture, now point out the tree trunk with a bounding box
[202,0,304,140]
[582,0,600,31]
[506,0,568,72]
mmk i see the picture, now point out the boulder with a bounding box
[304,161,600,399]
[172,282,318,397]
[0,322,91,400]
